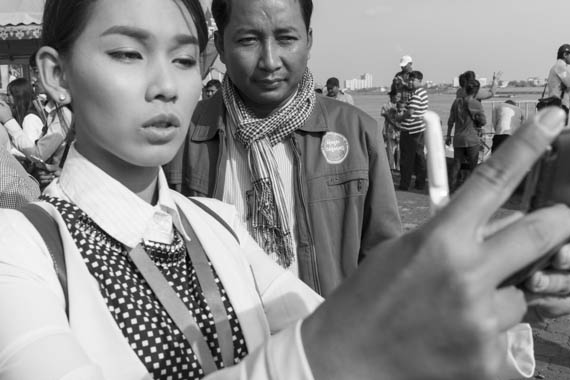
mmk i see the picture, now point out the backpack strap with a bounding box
[20,203,69,317]
[188,198,240,244]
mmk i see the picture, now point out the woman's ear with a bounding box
[36,46,71,105]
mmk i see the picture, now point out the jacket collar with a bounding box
[298,96,328,133]
[191,91,330,142]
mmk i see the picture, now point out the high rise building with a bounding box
[344,73,374,90]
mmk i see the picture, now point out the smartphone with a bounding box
[30,155,46,165]
[499,128,570,287]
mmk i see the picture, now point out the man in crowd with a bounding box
[164,0,570,377]
[546,44,570,124]
[391,55,414,103]
[166,0,401,297]
[325,77,354,105]
[491,100,524,153]
[396,70,428,191]
[203,79,222,99]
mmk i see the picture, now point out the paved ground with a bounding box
[393,175,570,380]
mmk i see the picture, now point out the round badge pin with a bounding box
[321,132,349,164]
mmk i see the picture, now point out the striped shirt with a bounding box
[222,113,299,276]
[400,87,428,134]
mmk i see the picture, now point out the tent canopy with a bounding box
[0,0,44,64]
[0,0,43,26]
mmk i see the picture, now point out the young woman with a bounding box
[0,0,559,379]
[6,78,43,143]
[0,1,322,379]
[0,94,73,188]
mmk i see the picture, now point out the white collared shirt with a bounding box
[0,145,323,380]
[57,146,187,247]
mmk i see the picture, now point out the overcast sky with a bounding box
[308,0,570,87]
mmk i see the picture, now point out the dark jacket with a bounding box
[165,92,402,296]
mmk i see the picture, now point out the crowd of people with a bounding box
[381,45,570,193]
[1,0,570,379]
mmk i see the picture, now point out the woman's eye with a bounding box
[174,57,197,68]
[108,51,143,61]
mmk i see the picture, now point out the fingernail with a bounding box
[530,272,547,291]
[554,244,570,269]
[536,108,566,136]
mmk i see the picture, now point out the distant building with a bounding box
[527,77,545,86]
[453,77,460,88]
[344,73,373,90]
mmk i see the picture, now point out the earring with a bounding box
[58,94,66,102]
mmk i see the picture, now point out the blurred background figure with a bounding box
[446,79,486,192]
[5,78,43,167]
[325,77,354,105]
[0,76,72,190]
[491,99,524,153]
[391,55,414,103]
[380,91,401,170]
[545,44,570,124]
[203,79,221,99]
[456,70,499,101]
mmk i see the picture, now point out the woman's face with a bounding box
[62,0,202,170]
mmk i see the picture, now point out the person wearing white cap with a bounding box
[391,55,414,103]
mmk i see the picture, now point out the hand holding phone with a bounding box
[499,128,570,287]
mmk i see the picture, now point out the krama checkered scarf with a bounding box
[221,68,316,268]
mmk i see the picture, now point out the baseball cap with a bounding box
[326,77,340,87]
[400,55,413,67]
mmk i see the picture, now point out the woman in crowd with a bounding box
[4,78,43,167]
[6,78,43,143]
[456,70,499,101]
[0,0,568,379]
[447,79,487,191]
[0,94,72,188]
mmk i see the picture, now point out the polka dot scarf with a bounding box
[43,196,248,379]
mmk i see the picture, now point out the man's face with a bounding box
[216,0,312,116]
[205,85,218,98]
[564,51,570,65]
[402,62,413,73]
[411,78,422,89]
[326,84,339,97]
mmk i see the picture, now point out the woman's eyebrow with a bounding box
[101,25,152,41]
[101,25,199,46]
